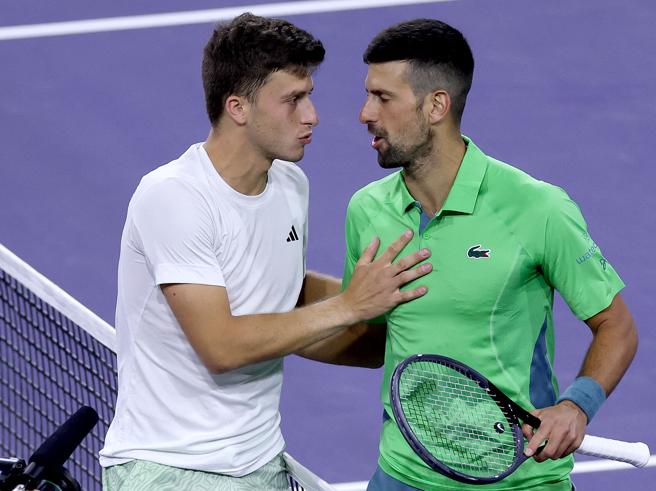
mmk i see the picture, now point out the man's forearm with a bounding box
[295,271,386,367]
[579,294,638,395]
[224,295,360,369]
[297,270,342,306]
[295,322,386,367]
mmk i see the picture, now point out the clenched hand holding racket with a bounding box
[390,354,650,485]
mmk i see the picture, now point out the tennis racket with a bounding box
[390,354,650,484]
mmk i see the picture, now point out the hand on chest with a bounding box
[377,215,533,312]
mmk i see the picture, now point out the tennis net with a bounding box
[0,243,334,491]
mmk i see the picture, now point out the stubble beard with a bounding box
[377,121,434,171]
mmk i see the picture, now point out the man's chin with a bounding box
[377,154,405,169]
[276,149,304,163]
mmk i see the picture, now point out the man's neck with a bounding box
[403,132,467,218]
[203,126,272,196]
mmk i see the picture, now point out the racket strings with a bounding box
[399,361,519,478]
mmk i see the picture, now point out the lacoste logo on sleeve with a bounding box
[467,244,490,259]
[286,225,300,242]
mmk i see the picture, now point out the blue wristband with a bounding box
[556,376,606,422]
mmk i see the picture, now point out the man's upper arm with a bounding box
[133,178,224,286]
[541,188,624,320]
[161,283,232,373]
[584,292,633,332]
[133,179,229,371]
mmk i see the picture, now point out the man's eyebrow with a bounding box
[282,88,313,99]
[367,88,393,96]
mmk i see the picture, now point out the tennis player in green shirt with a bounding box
[342,19,639,490]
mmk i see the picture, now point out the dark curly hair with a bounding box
[202,13,325,125]
[364,19,474,123]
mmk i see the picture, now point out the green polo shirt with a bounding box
[342,137,624,490]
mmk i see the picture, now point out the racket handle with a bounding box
[577,434,651,468]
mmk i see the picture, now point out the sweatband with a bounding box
[556,376,606,422]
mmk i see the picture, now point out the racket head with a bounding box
[390,354,531,484]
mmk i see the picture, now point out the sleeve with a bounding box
[541,188,624,320]
[341,196,386,324]
[341,199,361,291]
[130,178,225,287]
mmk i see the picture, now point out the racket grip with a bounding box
[577,434,651,468]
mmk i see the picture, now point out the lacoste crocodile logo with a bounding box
[467,245,490,259]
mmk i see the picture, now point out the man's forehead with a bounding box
[264,69,314,92]
[365,61,411,89]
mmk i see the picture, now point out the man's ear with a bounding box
[224,95,248,125]
[425,90,451,124]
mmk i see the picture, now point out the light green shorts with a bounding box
[102,454,289,491]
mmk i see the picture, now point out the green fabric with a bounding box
[102,455,289,491]
[342,137,624,490]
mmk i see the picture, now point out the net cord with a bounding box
[0,243,116,351]
[284,452,335,491]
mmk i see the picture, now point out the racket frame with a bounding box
[390,353,540,484]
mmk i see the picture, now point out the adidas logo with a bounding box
[286,225,299,242]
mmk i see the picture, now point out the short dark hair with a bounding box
[202,13,325,125]
[363,19,474,122]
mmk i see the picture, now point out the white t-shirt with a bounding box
[99,143,308,476]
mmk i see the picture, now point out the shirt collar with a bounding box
[395,135,488,215]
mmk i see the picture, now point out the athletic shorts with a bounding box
[102,454,288,491]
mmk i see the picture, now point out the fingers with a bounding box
[374,232,431,292]
[378,230,414,263]
[357,231,431,286]
[523,405,586,462]
[521,422,535,441]
[356,236,381,266]
[525,428,548,458]
[529,426,583,462]
[359,231,429,273]
[522,409,543,458]
[389,264,430,304]
[396,285,428,302]
[394,249,431,277]
[343,230,430,322]
[529,437,570,462]
[396,262,432,286]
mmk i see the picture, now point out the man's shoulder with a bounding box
[484,157,566,208]
[142,143,203,182]
[132,144,209,206]
[349,172,401,210]
[480,156,578,252]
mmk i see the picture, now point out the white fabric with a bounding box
[99,143,308,476]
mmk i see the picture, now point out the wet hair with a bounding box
[364,19,474,122]
[202,13,325,125]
